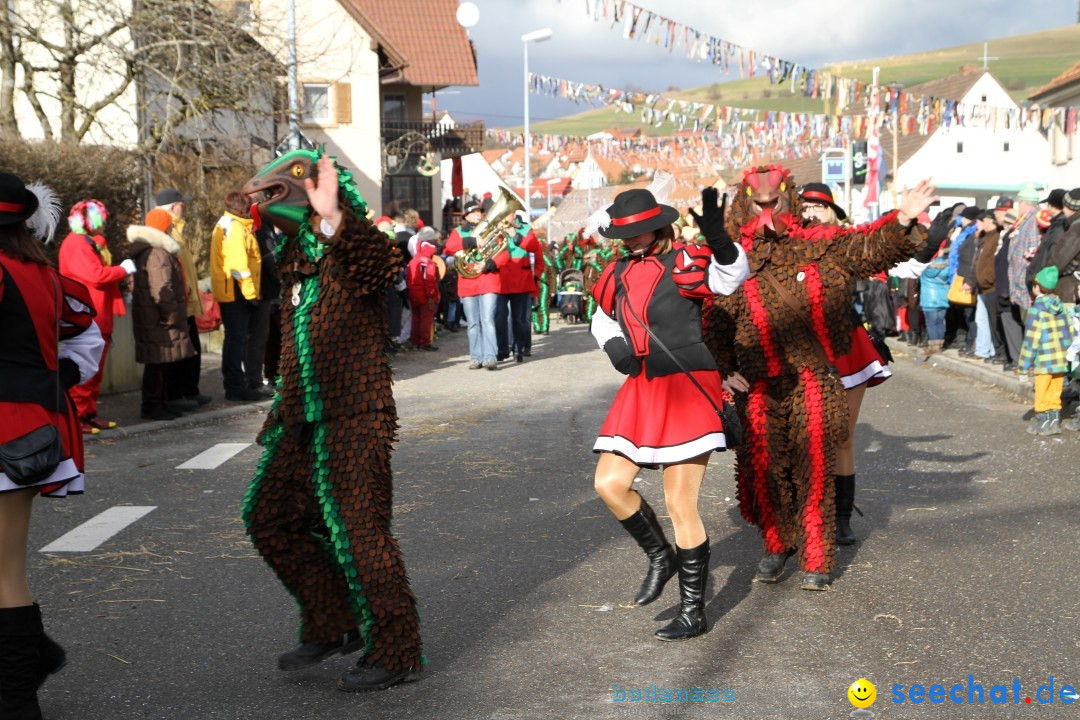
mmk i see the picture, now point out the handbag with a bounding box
[618,297,744,449]
[946,275,976,306]
[0,276,64,486]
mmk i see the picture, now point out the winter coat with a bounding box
[256,226,282,302]
[444,224,502,296]
[167,214,203,318]
[1008,211,1041,309]
[58,232,127,336]
[974,230,999,295]
[1019,293,1073,375]
[209,212,262,303]
[1048,213,1080,303]
[995,227,1014,306]
[127,225,195,365]
[1026,212,1068,290]
[406,241,441,304]
[919,256,951,311]
[947,223,976,283]
[495,229,546,296]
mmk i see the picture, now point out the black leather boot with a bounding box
[35,631,66,689]
[618,493,677,606]
[801,572,831,591]
[277,628,365,671]
[754,549,795,583]
[338,658,422,692]
[835,474,857,546]
[0,605,44,720]
[654,539,710,642]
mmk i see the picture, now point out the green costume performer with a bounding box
[532,248,556,334]
[240,149,422,693]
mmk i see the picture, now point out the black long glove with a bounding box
[602,338,642,377]
[58,358,81,390]
[689,187,738,265]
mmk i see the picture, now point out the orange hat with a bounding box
[1036,208,1054,230]
[144,208,173,234]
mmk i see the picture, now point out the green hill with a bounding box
[520,24,1080,137]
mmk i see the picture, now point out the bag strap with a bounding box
[615,276,728,418]
[757,266,836,373]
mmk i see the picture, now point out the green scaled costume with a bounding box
[240,148,423,676]
[532,248,555,334]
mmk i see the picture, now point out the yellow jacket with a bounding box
[210,212,261,302]
[168,214,203,317]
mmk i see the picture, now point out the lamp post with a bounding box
[522,28,553,218]
[286,0,300,150]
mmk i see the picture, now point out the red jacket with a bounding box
[495,229,546,296]
[445,225,502,296]
[58,232,127,336]
[407,242,441,303]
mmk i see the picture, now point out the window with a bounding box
[1003,142,1010,152]
[302,83,330,123]
[383,94,407,122]
[956,142,964,153]
[981,95,987,102]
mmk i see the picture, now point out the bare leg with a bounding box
[662,454,710,549]
[0,489,35,608]
[594,452,643,520]
[836,385,866,475]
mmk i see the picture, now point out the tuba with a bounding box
[454,187,525,279]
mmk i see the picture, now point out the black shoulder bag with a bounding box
[617,291,744,450]
[0,276,64,486]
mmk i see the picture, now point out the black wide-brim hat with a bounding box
[599,189,680,239]
[0,172,39,226]
[800,182,847,221]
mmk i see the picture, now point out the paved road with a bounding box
[28,323,1078,719]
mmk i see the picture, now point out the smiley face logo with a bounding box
[848,678,876,708]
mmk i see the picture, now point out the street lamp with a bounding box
[522,28,553,218]
[546,177,560,239]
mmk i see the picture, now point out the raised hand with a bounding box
[689,187,727,242]
[898,178,939,226]
[303,155,344,233]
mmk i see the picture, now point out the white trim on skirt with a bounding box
[0,458,84,497]
[593,432,727,466]
[840,360,892,390]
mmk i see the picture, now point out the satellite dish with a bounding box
[456,2,479,28]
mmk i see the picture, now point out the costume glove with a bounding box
[120,258,137,275]
[603,338,642,377]
[689,188,738,265]
[58,358,82,389]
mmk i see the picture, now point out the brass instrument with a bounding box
[454,187,525,279]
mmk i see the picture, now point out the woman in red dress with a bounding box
[590,186,747,641]
[0,173,102,719]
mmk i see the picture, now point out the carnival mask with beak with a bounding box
[741,167,796,239]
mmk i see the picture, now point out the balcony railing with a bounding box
[381,120,484,158]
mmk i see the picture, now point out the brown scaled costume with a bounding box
[242,207,422,673]
[703,166,925,577]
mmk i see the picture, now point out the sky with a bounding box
[434,0,1078,128]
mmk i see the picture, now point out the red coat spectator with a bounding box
[58,200,136,431]
[407,230,441,349]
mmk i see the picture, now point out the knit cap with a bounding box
[144,208,173,234]
[1035,265,1059,292]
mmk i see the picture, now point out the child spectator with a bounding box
[918,246,952,356]
[407,227,441,351]
[1019,266,1074,435]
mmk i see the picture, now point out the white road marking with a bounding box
[176,443,252,470]
[40,506,157,553]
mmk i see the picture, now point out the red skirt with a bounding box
[0,397,85,498]
[594,369,728,467]
[834,327,891,390]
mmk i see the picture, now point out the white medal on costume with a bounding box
[291,282,302,307]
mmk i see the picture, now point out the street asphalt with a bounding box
[26,321,1079,719]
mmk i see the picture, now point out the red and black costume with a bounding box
[0,254,102,497]
[591,241,746,464]
[704,167,925,587]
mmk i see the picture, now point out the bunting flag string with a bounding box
[529,71,1079,139]
[558,0,1079,132]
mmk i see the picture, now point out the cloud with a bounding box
[441,0,1076,127]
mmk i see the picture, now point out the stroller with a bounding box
[557,268,586,324]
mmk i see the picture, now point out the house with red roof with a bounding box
[1029,61,1080,188]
